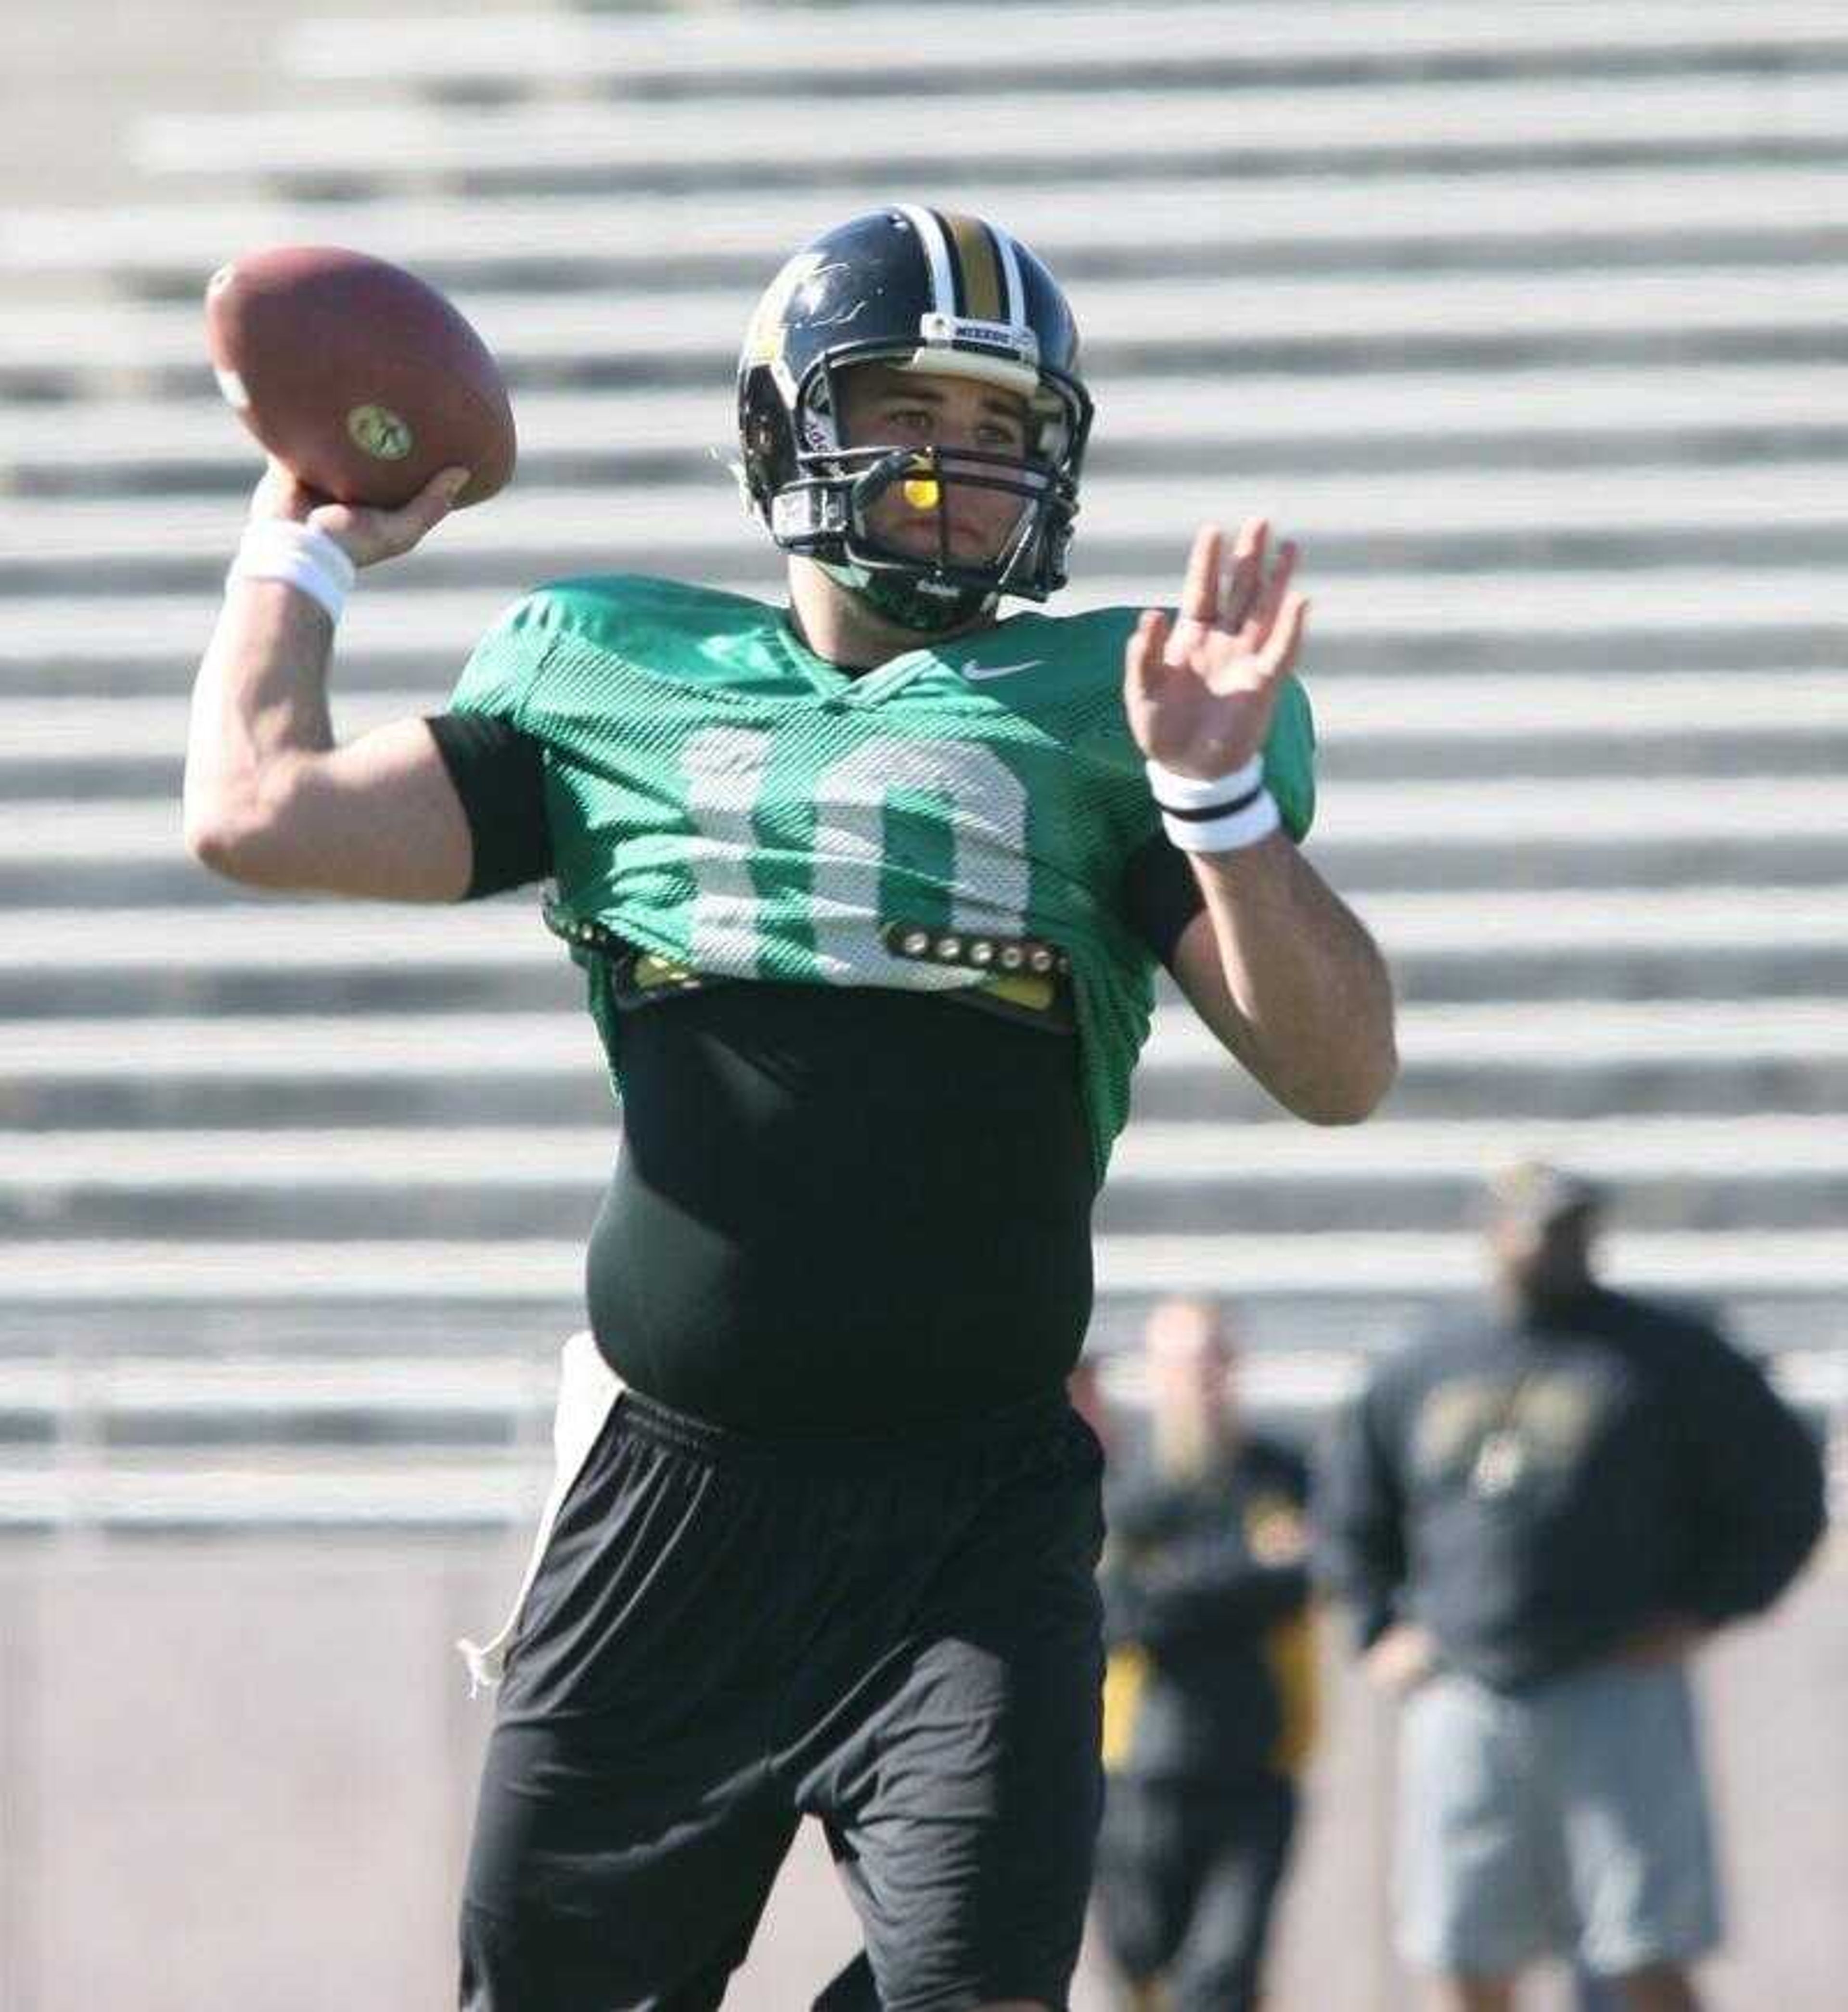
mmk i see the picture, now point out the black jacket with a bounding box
[1314,1286,1827,1691]
[1101,1434,1316,1784]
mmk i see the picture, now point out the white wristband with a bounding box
[228,518,357,624]
[1144,752,1264,810]
[1160,788,1281,853]
[1144,752,1282,853]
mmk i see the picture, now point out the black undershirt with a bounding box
[425,709,1206,1435]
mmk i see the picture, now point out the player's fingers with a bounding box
[1246,537,1299,643]
[389,466,472,543]
[301,501,364,558]
[423,466,474,520]
[1178,525,1223,628]
[1124,609,1172,705]
[1259,591,1310,679]
[313,467,471,567]
[1223,516,1267,628]
[251,455,319,524]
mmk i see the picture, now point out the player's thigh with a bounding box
[462,1716,797,2011]
[827,1421,1106,2010]
[823,1640,1099,2012]
[816,1975,1057,2012]
[462,1401,824,2007]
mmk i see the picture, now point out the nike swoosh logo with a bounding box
[961,659,1044,681]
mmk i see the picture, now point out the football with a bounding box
[203,245,517,510]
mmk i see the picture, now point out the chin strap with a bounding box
[819,559,997,636]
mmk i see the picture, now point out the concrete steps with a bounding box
[5,994,1844,1128]
[0,1443,545,1529]
[8,264,1847,403]
[10,575,1843,691]
[6,463,1846,586]
[131,75,1848,191]
[2,1112,1843,1240]
[277,4,1848,94]
[8,776,1846,906]
[9,365,1845,493]
[0,1224,1841,1303]
[5,1332,1843,1531]
[0,886,1838,980]
[0,0,1841,1491]
[12,169,1848,295]
[9,661,1847,739]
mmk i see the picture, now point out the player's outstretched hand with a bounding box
[1123,518,1309,782]
[248,454,473,570]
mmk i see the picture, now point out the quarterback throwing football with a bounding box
[186,207,1396,2012]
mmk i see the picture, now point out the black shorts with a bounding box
[460,1383,1106,2012]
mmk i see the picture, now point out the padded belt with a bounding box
[544,899,1075,1032]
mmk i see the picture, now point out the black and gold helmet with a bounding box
[737,205,1093,632]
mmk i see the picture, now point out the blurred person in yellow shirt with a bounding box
[1093,1296,1317,2011]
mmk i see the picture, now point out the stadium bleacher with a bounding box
[1,0,1844,1532]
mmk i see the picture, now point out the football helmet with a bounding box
[737,206,1093,632]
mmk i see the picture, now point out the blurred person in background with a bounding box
[185,204,1394,2012]
[1316,1161,1827,2012]
[1092,1295,1317,2011]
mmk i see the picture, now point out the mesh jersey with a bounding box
[448,574,1316,1177]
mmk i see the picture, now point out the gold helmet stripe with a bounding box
[939,210,1004,323]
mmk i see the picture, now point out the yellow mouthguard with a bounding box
[903,477,942,510]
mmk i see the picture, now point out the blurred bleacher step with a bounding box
[10,366,1847,499]
[5,996,1845,1127]
[2,1112,1843,1238]
[9,264,1848,401]
[8,775,1845,904]
[8,583,1842,693]
[274,3,1848,100]
[13,167,1848,300]
[1,1225,1842,1298]
[128,73,1848,198]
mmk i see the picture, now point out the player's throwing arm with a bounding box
[185,249,511,901]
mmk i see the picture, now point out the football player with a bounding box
[186,206,1396,2012]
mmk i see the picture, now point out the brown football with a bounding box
[204,245,517,509]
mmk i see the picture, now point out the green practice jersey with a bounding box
[449,575,1316,1178]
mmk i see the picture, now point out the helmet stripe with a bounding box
[896,204,957,317]
[942,212,1003,323]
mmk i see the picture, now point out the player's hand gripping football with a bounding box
[249,454,473,570]
[1123,518,1309,782]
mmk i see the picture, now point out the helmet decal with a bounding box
[743,248,826,411]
